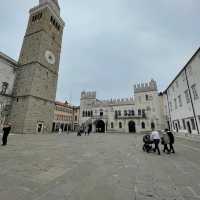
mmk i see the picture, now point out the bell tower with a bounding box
[9,0,65,134]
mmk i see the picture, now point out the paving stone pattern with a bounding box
[0,133,200,200]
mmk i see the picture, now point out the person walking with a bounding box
[2,123,12,146]
[167,130,175,153]
[162,130,170,154]
[150,127,161,155]
[58,127,62,135]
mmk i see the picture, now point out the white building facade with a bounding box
[0,52,17,126]
[80,80,166,133]
[163,48,200,135]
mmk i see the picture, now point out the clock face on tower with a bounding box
[45,50,56,65]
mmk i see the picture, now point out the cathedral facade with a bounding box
[80,80,166,133]
[0,0,65,134]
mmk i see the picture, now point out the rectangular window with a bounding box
[182,73,186,82]
[172,85,175,92]
[175,80,179,88]
[174,98,177,109]
[178,95,182,107]
[191,118,196,130]
[184,90,190,104]
[188,65,192,76]
[169,102,173,111]
[191,84,199,100]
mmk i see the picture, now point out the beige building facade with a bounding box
[52,101,80,132]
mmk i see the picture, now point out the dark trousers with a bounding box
[2,133,9,146]
[153,139,160,155]
[163,144,170,153]
[169,143,175,153]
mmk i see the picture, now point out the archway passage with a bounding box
[88,124,92,134]
[129,121,136,133]
[96,120,105,133]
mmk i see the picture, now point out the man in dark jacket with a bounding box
[2,123,12,146]
[166,130,175,153]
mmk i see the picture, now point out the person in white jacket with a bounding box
[150,127,161,155]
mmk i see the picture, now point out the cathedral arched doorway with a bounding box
[96,120,105,133]
[129,121,136,133]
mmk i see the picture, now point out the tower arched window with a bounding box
[141,122,145,129]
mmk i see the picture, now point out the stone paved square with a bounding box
[0,133,200,200]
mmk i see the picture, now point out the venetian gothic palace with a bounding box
[80,80,166,133]
[80,47,200,136]
[0,0,65,134]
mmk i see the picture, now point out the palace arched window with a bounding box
[138,109,141,116]
[141,122,145,129]
[82,111,85,117]
[111,122,114,129]
[119,122,122,129]
[131,110,135,116]
[118,110,121,116]
[124,110,127,116]
[142,109,146,117]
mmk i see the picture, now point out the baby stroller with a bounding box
[142,134,153,153]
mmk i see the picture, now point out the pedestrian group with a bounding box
[143,127,175,155]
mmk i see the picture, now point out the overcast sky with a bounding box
[0,0,200,105]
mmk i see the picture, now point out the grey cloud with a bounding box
[0,0,200,105]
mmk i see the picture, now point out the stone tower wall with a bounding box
[9,2,64,134]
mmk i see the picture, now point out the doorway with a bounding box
[175,123,179,132]
[96,120,105,133]
[129,121,136,133]
[187,121,192,134]
[37,123,44,133]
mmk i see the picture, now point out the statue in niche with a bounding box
[1,82,9,95]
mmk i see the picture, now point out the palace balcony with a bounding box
[115,114,146,120]
[91,115,109,121]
